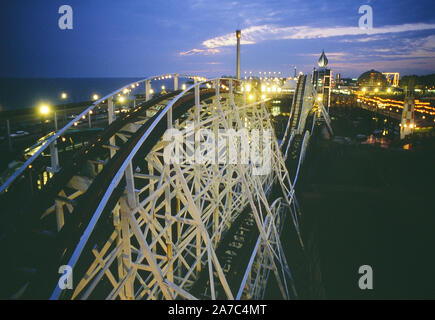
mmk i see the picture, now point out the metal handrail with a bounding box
[0,73,206,194]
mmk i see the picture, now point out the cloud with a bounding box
[200,23,435,49]
[339,36,387,43]
[179,48,221,56]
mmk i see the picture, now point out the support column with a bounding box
[145,80,151,102]
[108,97,115,124]
[6,119,12,152]
[108,97,116,158]
[174,74,179,91]
[236,30,241,80]
[54,111,58,131]
[120,197,134,299]
[49,140,60,172]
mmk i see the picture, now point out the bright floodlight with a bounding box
[39,104,51,115]
[61,92,67,99]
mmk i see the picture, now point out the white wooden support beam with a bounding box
[145,80,151,102]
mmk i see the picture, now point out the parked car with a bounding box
[10,130,29,138]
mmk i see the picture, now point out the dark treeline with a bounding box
[400,74,435,89]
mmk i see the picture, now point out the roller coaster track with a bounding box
[0,73,332,300]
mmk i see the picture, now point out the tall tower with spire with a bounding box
[312,50,333,112]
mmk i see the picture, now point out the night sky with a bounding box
[1,0,434,78]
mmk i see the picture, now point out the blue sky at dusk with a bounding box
[1,0,434,78]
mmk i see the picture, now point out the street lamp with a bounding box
[39,104,51,115]
[61,92,67,100]
[38,103,58,131]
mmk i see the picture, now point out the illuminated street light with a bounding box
[92,94,99,101]
[119,96,125,103]
[39,104,51,115]
[181,84,186,90]
[61,92,67,99]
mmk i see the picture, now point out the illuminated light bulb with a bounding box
[261,94,266,100]
[248,94,254,101]
[181,84,186,90]
[150,89,154,94]
[119,96,125,103]
[61,92,67,99]
[161,85,166,90]
[92,94,99,101]
[39,104,51,115]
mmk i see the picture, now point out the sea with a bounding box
[0,77,186,111]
